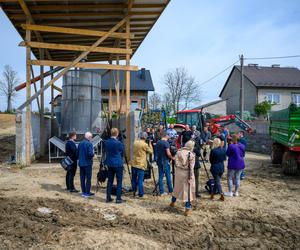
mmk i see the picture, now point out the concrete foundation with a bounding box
[16,111,51,165]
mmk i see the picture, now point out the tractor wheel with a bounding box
[271,143,284,164]
[281,151,300,176]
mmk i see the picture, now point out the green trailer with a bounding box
[270,104,300,175]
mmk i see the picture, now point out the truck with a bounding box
[270,104,300,175]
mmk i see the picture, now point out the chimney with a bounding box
[248,63,259,67]
[271,64,280,68]
[140,68,146,80]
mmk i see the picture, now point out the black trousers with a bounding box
[66,163,77,190]
[194,168,200,197]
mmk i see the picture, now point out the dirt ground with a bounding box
[0,153,299,250]
[0,113,15,136]
[0,114,16,163]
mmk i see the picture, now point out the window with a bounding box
[141,98,145,110]
[102,99,108,111]
[131,101,138,111]
[292,93,300,105]
[266,93,280,104]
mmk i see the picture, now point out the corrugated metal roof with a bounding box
[0,0,170,62]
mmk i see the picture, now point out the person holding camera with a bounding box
[156,131,174,195]
[201,126,212,162]
[65,131,78,193]
[170,140,196,216]
[130,132,153,198]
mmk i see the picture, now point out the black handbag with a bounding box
[97,161,108,184]
[60,156,74,171]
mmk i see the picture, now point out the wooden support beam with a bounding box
[17,0,52,60]
[109,63,112,118]
[11,11,160,19]
[30,65,41,113]
[17,16,130,111]
[31,60,138,71]
[125,1,132,159]
[116,56,121,112]
[50,66,54,137]
[52,85,62,92]
[25,17,31,166]
[4,3,165,11]
[39,49,45,157]
[19,41,132,55]
[21,24,134,39]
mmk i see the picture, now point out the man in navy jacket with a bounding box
[65,131,78,192]
[78,131,94,198]
[104,127,125,203]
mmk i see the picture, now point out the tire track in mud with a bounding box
[0,197,299,249]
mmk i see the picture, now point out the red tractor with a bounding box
[175,109,253,135]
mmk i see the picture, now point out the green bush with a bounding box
[254,101,273,117]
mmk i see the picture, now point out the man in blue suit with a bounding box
[104,127,125,203]
[78,131,94,198]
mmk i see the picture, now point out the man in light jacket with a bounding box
[130,132,153,198]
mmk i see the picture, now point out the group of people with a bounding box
[64,123,247,216]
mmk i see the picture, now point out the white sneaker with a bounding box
[224,192,233,197]
[234,192,239,197]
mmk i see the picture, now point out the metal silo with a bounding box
[61,70,102,135]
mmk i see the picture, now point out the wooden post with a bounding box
[50,66,54,137]
[116,55,120,111]
[39,49,45,156]
[109,65,113,118]
[125,18,131,158]
[25,18,31,166]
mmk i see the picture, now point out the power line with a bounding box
[245,55,300,60]
[198,59,239,87]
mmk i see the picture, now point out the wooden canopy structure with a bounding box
[0,0,170,165]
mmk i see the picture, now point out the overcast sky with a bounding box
[0,0,300,111]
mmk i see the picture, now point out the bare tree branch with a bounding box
[0,65,19,112]
[163,67,201,114]
[148,92,161,110]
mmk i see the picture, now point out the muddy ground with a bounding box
[0,153,299,249]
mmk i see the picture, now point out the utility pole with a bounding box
[239,54,244,120]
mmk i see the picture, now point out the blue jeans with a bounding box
[228,169,243,193]
[107,166,123,201]
[212,172,223,194]
[131,167,145,197]
[171,196,191,209]
[79,165,92,194]
[157,160,173,194]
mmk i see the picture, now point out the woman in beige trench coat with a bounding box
[170,140,196,216]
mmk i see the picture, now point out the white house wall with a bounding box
[258,88,298,111]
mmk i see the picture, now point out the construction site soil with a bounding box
[0,153,299,249]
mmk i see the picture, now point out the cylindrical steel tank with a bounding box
[61,70,101,135]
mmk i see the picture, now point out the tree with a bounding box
[254,101,273,119]
[0,65,19,112]
[163,67,200,114]
[148,92,161,110]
